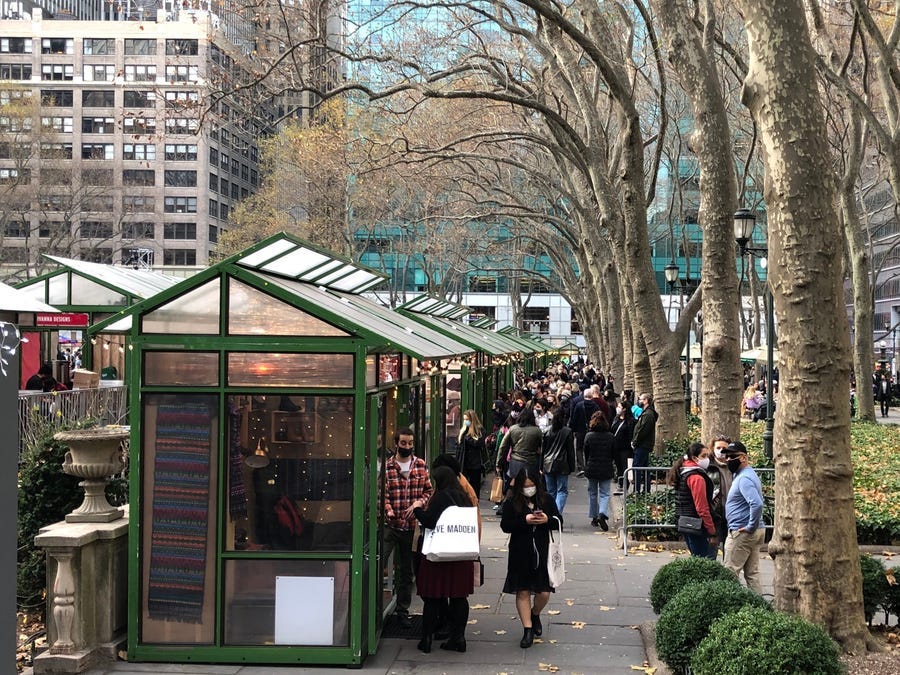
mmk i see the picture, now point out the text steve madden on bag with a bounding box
[421,505,480,562]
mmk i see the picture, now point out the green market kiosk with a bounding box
[91,234,473,666]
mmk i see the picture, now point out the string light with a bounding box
[0,322,27,377]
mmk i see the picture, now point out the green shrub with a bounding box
[649,556,738,614]
[656,579,769,672]
[859,554,889,624]
[691,606,843,675]
[884,566,900,620]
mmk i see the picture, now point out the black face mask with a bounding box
[726,458,742,474]
[396,447,413,458]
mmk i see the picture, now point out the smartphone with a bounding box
[532,509,543,515]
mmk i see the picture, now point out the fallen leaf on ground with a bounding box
[571,621,586,629]
[599,606,612,611]
[537,662,559,672]
[467,619,477,624]
[565,599,575,606]
[494,629,507,635]
[548,639,558,644]
[471,604,491,610]
[630,666,656,674]
[547,610,561,615]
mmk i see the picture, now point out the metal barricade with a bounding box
[17,386,128,462]
[621,465,775,555]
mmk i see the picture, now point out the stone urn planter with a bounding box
[54,426,129,523]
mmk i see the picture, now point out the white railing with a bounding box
[18,386,128,461]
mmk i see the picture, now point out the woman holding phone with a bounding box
[500,466,562,649]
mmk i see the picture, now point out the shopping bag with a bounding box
[489,476,504,503]
[547,516,565,588]
[473,558,484,587]
[421,505,480,562]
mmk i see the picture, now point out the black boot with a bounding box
[419,598,439,654]
[440,637,466,652]
[441,597,468,652]
[531,612,543,637]
[520,626,534,648]
[417,635,432,653]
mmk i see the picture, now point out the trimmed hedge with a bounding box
[649,556,739,614]
[691,606,843,675]
[656,580,769,672]
[860,554,890,624]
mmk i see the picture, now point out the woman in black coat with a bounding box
[412,466,476,653]
[583,410,616,530]
[500,465,562,649]
[611,403,635,493]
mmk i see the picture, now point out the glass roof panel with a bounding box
[237,238,296,267]
[261,247,331,277]
[48,275,68,304]
[235,234,388,294]
[70,275,127,306]
[257,273,472,359]
[141,277,220,334]
[228,278,349,337]
[43,255,179,300]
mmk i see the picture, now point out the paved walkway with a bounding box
[70,478,775,675]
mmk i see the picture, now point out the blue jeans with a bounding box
[684,532,716,559]
[632,446,651,493]
[544,473,569,514]
[587,478,612,519]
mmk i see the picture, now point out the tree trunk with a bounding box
[651,0,742,445]
[737,0,870,652]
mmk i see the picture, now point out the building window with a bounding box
[40,90,73,106]
[220,204,229,220]
[81,116,116,133]
[0,63,32,80]
[163,248,197,265]
[41,64,74,81]
[165,65,199,82]
[221,152,229,169]
[0,114,31,132]
[123,221,155,239]
[124,38,156,56]
[82,90,114,107]
[166,39,198,55]
[82,247,113,263]
[209,171,218,193]
[0,88,28,105]
[0,168,31,185]
[164,90,199,108]
[122,169,155,186]
[164,170,197,187]
[40,142,72,159]
[230,183,239,199]
[164,222,196,239]
[125,64,156,82]
[1,38,32,54]
[522,307,550,334]
[209,147,218,164]
[220,177,229,194]
[123,195,155,213]
[38,220,67,237]
[164,196,197,213]
[41,168,70,185]
[241,164,249,181]
[83,38,115,55]
[86,196,115,212]
[208,224,218,243]
[80,220,113,239]
[82,169,113,185]
[81,142,114,161]
[164,143,197,161]
[230,158,239,176]
[209,199,218,218]
[4,221,29,237]
[241,188,248,199]
[165,117,199,134]
[123,116,156,134]
[250,169,258,186]
[123,90,155,107]
[41,38,74,55]
[123,143,156,160]
[40,116,73,133]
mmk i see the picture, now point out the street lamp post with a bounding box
[664,262,692,415]
[735,208,775,461]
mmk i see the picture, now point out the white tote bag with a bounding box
[421,505,480,562]
[547,516,566,588]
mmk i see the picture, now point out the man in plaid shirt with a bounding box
[383,427,432,627]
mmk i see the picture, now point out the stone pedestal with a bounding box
[33,508,129,674]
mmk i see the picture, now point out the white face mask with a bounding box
[522,486,537,497]
[463,419,471,428]
[697,457,711,470]
[714,447,725,460]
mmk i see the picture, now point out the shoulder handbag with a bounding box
[547,516,566,588]
[421,505,481,562]
[677,515,704,535]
